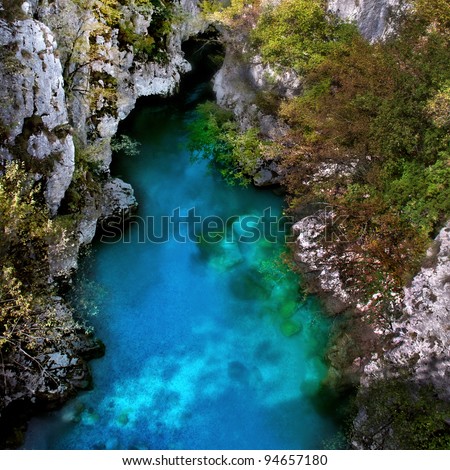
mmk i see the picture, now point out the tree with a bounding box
[187,101,263,186]
[353,377,450,449]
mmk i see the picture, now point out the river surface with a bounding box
[24,86,337,450]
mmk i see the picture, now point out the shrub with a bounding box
[187,101,263,186]
[353,378,450,449]
[0,162,55,353]
[250,0,358,73]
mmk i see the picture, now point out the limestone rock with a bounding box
[0,17,74,215]
[214,46,294,135]
[100,177,138,220]
[293,210,352,313]
[362,222,450,400]
[328,0,405,41]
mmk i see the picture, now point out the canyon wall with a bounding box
[0,0,204,435]
[328,0,405,40]
[212,0,450,448]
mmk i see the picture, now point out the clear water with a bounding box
[24,87,337,450]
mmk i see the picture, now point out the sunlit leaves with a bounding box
[251,0,358,73]
[187,101,263,186]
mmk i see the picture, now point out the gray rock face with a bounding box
[363,222,450,400]
[0,301,103,415]
[328,0,404,41]
[293,210,352,313]
[0,17,74,215]
[248,55,302,99]
[214,47,296,135]
[100,177,137,220]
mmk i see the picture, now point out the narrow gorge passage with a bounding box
[24,82,338,450]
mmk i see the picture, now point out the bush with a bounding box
[187,101,263,186]
[353,378,450,449]
[0,162,54,353]
[250,0,358,73]
[111,134,141,157]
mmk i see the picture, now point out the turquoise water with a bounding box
[24,87,336,450]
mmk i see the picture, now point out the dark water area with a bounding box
[24,70,339,450]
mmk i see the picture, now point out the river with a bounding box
[24,82,337,450]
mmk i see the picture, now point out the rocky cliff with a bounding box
[328,0,404,40]
[362,222,450,399]
[0,0,204,443]
[212,0,450,448]
[0,10,75,216]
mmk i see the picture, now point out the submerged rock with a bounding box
[280,320,302,337]
[228,361,249,383]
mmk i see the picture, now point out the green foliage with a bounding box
[111,134,142,157]
[253,0,450,303]
[0,162,55,353]
[384,154,450,232]
[187,101,263,186]
[200,0,259,26]
[426,82,450,128]
[415,0,450,34]
[117,22,156,57]
[0,162,51,265]
[250,0,359,73]
[116,0,175,61]
[61,140,104,215]
[202,0,450,450]
[353,378,450,449]
[0,0,28,22]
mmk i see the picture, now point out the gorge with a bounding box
[0,0,449,450]
[24,82,338,449]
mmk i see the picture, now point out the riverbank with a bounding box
[199,0,450,448]
[0,0,205,447]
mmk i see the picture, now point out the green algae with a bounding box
[280,319,303,337]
